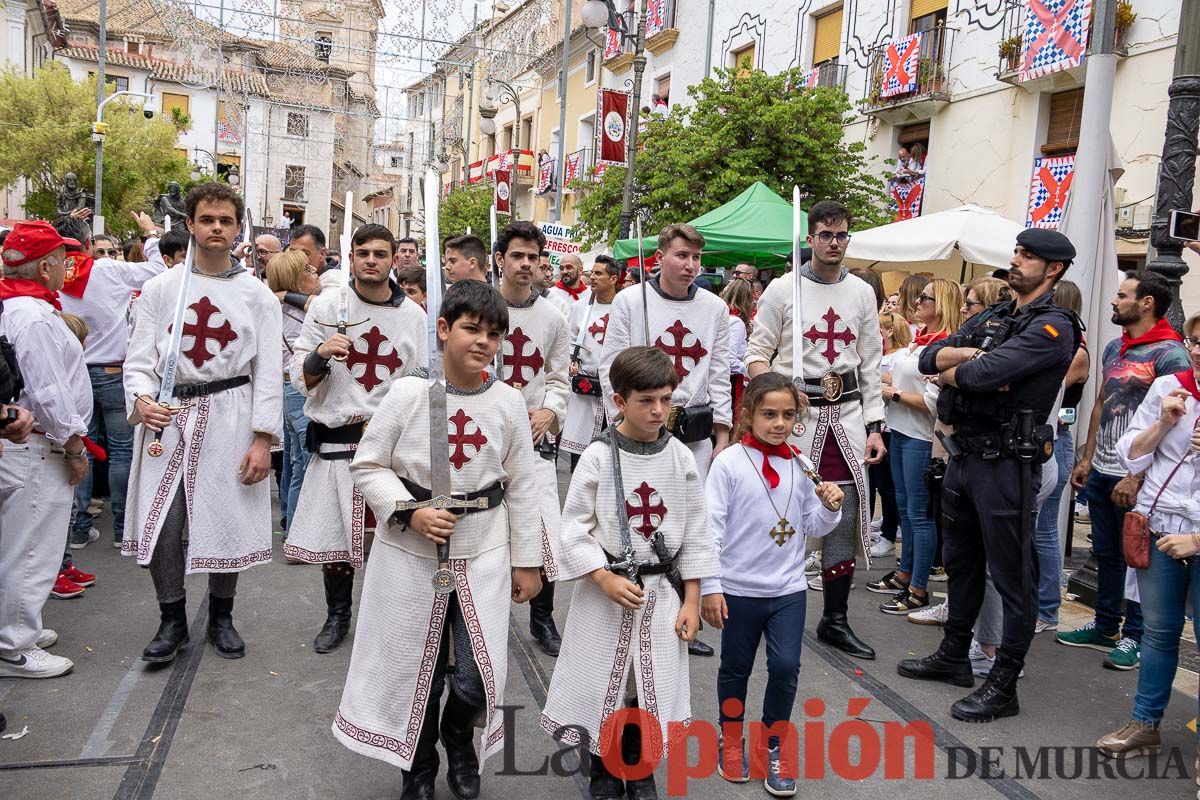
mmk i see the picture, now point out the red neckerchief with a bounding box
[555,280,587,300]
[913,326,948,347]
[740,433,797,490]
[1174,370,1200,401]
[60,253,95,300]
[0,277,61,310]
[1121,318,1182,357]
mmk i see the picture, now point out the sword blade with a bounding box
[791,185,804,386]
[157,237,196,403]
[636,216,649,344]
[424,169,454,571]
[244,206,258,279]
[337,191,354,328]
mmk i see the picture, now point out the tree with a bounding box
[0,63,190,237]
[573,68,891,248]
[438,182,493,243]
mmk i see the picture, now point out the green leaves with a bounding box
[439,182,493,243]
[573,68,890,249]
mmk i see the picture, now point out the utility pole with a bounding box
[616,6,646,240]
[1145,0,1200,330]
[552,0,573,223]
[93,0,107,234]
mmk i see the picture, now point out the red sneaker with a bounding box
[62,565,96,587]
[51,573,85,598]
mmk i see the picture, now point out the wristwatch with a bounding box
[866,421,884,435]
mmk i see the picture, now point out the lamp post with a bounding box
[582,0,646,239]
[478,78,522,219]
[1144,0,1200,331]
[92,89,155,235]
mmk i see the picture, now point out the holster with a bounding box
[571,373,602,397]
[668,404,713,444]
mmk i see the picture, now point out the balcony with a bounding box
[803,62,848,92]
[644,0,679,56]
[859,25,953,125]
[995,0,1132,91]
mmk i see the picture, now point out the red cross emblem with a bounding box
[804,308,856,365]
[345,326,404,392]
[884,36,921,91]
[893,182,923,222]
[1024,0,1085,73]
[1029,166,1074,225]
[447,408,487,471]
[626,481,667,540]
[655,320,708,380]
[170,296,238,368]
[503,327,544,388]
[588,313,610,345]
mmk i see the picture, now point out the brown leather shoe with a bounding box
[1097,721,1162,758]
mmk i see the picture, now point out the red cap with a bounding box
[2,221,68,267]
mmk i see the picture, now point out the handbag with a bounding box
[1123,456,1188,570]
[669,404,714,444]
[570,373,602,396]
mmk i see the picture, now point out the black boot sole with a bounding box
[951,700,1020,723]
[897,663,974,688]
[208,637,246,659]
[816,632,876,660]
[313,624,350,654]
[142,637,189,664]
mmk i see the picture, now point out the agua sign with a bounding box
[537,221,582,268]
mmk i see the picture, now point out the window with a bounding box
[910,0,948,31]
[654,74,671,106]
[126,40,141,55]
[286,112,309,137]
[812,8,842,66]
[579,115,595,157]
[389,155,403,169]
[555,69,563,101]
[315,32,332,63]
[1042,88,1084,155]
[585,50,597,85]
[733,43,756,77]
[283,164,306,201]
[521,116,533,151]
[91,72,130,92]
[161,92,189,119]
[504,124,514,151]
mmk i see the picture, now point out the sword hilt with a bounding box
[145,400,183,458]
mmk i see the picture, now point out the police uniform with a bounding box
[897,229,1079,723]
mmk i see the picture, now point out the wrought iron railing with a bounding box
[859,25,953,112]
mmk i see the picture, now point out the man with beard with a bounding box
[546,253,591,313]
[393,237,420,276]
[1058,274,1189,671]
[898,228,1081,723]
[560,255,618,465]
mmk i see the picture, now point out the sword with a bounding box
[795,450,840,511]
[244,206,259,279]
[395,168,488,596]
[791,186,805,393]
[636,216,650,345]
[147,236,194,457]
[315,191,368,358]
[490,202,503,377]
[163,214,171,234]
[570,292,596,366]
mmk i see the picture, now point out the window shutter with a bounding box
[910,0,948,20]
[1043,88,1084,154]
[812,9,842,65]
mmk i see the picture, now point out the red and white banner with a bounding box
[1021,0,1091,82]
[495,169,512,215]
[891,178,925,222]
[596,89,630,167]
[603,27,621,60]
[805,67,821,87]
[564,150,584,185]
[537,159,554,194]
[645,0,668,38]
[881,32,922,98]
[1026,154,1075,229]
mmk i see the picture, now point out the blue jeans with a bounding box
[1033,427,1073,624]
[280,382,310,528]
[890,431,936,591]
[1085,469,1143,641]
[717,591,807,749]
[72,366,133,542]
[1132,544,1200,723]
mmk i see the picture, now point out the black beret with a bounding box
[1016,228,1076,264]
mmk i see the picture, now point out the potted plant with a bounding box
[1114,0,1136,47]
[999,35,1022,71]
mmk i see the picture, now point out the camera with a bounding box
[143,108,154,119]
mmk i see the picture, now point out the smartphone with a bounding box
[1059,407,1076,425]
[1168,209,1200,242]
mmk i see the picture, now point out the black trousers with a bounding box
[940,452,1041,667]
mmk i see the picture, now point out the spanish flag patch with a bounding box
[1043,324,1060,338]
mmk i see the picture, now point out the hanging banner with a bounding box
[805,67,822,87]
[1021,0,1091,82]
[646,0,667,38]
[881,32,922,98]
[890,178,925,222]
[1026,154,1076,229]
[596,89,631,167]
[538,221,582,268]
[564,150,584,185]
[217,101,241,144]
[495,169,512,215]
[603,27,621,60]
[537,159,554,194]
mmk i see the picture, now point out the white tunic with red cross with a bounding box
[283,284,428,567]
[560,298,613,455]
[540,428,718,758]
[122,267,282,573]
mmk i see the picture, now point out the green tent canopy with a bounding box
[611,181,805,269]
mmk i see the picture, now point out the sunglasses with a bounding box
[95,248,118,257]
[1184,337,1200,350]
[814,231,851,245]
[917,293,936,304]
[963,299,984,308]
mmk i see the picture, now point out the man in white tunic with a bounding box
[0,221,91,679]
[542,346,717,800]
[123,182,282,663]
[495,221,570,657]
[546,252,592,313]
[561,255,620,465]
[284,224,427,653]
[746,199,886,661]
[337,280,542,800]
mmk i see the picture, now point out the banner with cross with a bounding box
[1026,154,1075,229]
[1021,0,1091,82]
[603,26,621,60]
[881,32,922,98]
[564,150,584,185]
[805,67,821,88]
[891,177,925,222]
[645,0,668,38]
[537,159,554,194]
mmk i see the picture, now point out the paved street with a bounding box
[2,467,1197,800]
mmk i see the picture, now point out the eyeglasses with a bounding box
[303,266,319,275]
[94,248,118,257]
[814,231,851,245]
[963,299,984,309]
[917,293,936,304]
[1184,337,1200,350]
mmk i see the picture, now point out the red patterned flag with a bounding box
[564,150,583,184]
[604,27,621,60]
[881,33,922,98]
[1021,0,1090,82]
[1026,154,1075,229]
[646,0,667,37]
[597,89,630,166]
[805,67,821,87]
[537,159,554,194]
[891,178,924,222]
[495,169,512,215]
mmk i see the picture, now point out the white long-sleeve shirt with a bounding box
[702,442,841,597]
[60,255,164,365]
[728,314,747,376]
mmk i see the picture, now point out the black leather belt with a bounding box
[307,421,365,460]
[174,375,250,399]
[602,547,679,576]
[953,431,1015,460]
[800,370,860,407]
[399,477,505,514]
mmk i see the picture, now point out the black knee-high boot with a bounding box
[401,693,442,800]
[621,714,658,800]
[816,561,875,660]
[314,563,354,653]
[529,579,561,656]
[441,689,483,799]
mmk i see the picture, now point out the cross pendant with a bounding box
[770,518,796,547]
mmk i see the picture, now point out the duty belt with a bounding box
[798,370,859,407]
[307,420,365,461]
[602,547,679,578]
[399,477,505,514]
[174,375,250,399]
[952,431,1017,461]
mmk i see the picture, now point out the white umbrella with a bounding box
[844,204,1027,276]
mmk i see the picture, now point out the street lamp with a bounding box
[583,0,646,239]
[479,78,522,219]
[92,89,155,235]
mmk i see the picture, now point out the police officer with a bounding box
[897,228,1079,723]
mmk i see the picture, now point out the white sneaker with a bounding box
[1035,619,1059,634]
[928,567,948,582]
[0,647,74,678]
[908,601,949,626]
[869,538,896,557]
[803,552,822,576]
[36,629,58,648]
[870,518,883,533]
[807,574,823,591]
[968,641,1024,678]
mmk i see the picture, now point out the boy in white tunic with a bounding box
[337,280,542,800]
[284,224,427,653]
[561,255,619,466]
[123,182,282,663]
[541,346,718,800]
[495,221,571,657]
